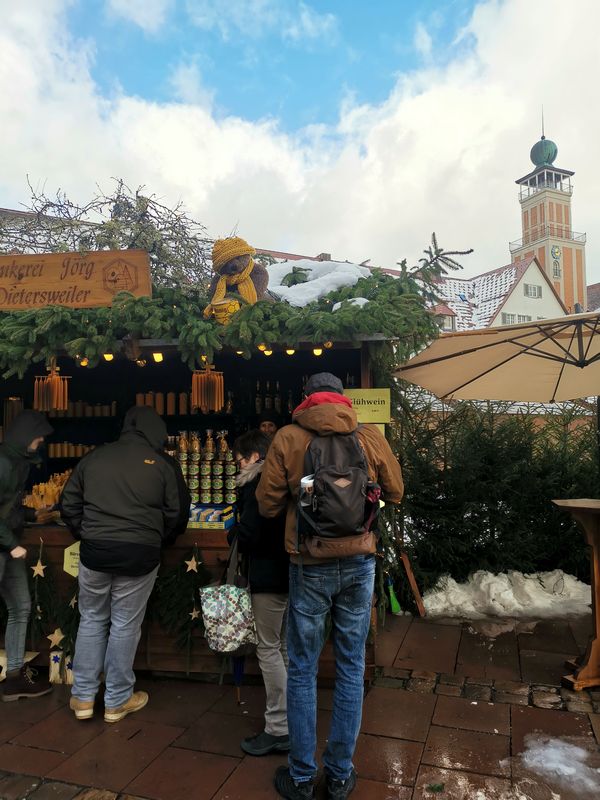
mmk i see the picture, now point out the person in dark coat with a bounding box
[60,406,190,724]
[0,410,54,701]
[229,429,289,756]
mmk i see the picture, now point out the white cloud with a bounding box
[1,0,599,291]
[169,61,215,108]
[414,22,433,59]
[184,0,337,42]
[106,0,173,33]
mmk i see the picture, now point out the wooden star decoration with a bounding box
[31,559,46,578]
[185,555,199,573]
[69,595,78,609]
[189,607,201,621]
[47,628,64,648]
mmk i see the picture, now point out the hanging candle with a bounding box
[191,363,225,414]
[33,360,70,412]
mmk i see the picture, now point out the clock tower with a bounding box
[509,134,587,312]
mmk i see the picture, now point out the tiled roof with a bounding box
[435,258,535,330]
[587,282,600,311]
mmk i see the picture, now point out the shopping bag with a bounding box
[199,538,257,654]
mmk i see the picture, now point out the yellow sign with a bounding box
[344,388,391,423]
[63,541,80,577]
[0,249,152,310]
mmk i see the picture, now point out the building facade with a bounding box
[509,135,587,313]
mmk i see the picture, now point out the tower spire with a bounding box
[541,105,545,139]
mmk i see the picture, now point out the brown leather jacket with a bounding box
[256,396,404,563]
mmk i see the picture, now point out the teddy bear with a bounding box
[203,237,269,324]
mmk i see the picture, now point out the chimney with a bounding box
[316,252,331,262]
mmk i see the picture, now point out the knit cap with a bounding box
[212,237,255,273]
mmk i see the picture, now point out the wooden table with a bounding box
[554,499,600,690]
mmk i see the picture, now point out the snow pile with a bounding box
[267,259,371,307]
[423,569,591,619]
[519,736,600,797]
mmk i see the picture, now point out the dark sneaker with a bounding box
[241,730,290,756]
[326,770,357,800]
[2,664,53,702]
[274,766,314,800]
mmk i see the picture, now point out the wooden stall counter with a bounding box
[12,524,374,682]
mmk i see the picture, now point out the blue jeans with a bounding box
[72,563,158,708]
[287,555,375,782]
[0,552,31,673]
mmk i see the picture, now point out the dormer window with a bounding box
[524,283,542,298]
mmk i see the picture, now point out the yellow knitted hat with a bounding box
[212,237,255,273]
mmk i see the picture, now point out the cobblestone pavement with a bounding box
[0,614,599,799]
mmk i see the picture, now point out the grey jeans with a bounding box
[72,562,158,709]
[0,552,31,673]
[252,592,288,737]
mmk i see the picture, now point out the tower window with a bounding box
[524,283,542,298]
[552,261,561,278]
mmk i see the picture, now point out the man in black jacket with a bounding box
[0,410,54,701]
[61,406,190,723]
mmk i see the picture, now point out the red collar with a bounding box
[293,392,352,415]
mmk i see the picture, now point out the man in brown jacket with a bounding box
[256,373,403,800]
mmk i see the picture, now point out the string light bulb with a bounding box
[103,353,114,362]
[263,349,273,356]
[257,343,267,352]
[285,348,296,356]
[312,348,323,357]
[236,350,244,356]
[79,357,89,367]
[323,341,333,349]
[152,352,164,363]
[136,357,147,367]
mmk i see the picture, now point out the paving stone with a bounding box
[393,621,461,674]
[493,679,530,695]
[593,701,600,714]
[511,704,596,755]
[438,673,464,687]
[463,684,492,701]
[456,628,520,682]
[133,679,227,728]
[410,669,437,680]
[465,676,492,686]
[532,690,563,709]
[435,684,462,697]
[0,773,41,799]
[566,700,594,714]
[531,684,559,693]
[372,677,406,689]
[405,678,436,694]
[561,687,589,703]
[589,690,600,702]
[517,619,579,654]
[125,747,239,800]
[0,745,68,778]
[380,667,411,680]
[590,713,600,745]
[433,694,510,736]
[422,724,510,778]
[361,687,436,742]
[351,778,412,800]
[175,710,262,756]
[412,766,512,800]
[0,722,30,746]
[71,791,117,800]
[48,720,183,793]
[494,690,529,706]
[520,649,574,685]
[12,707,105,755]
[29,782,83,800]
[353,733,422,785]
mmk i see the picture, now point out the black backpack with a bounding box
[296,430,380,558]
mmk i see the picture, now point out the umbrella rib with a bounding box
[582,318,600,361]
[549,325,578,403]
[440,346,541,397]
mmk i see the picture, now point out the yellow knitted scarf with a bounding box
[204,257,257,318]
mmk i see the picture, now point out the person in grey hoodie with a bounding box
[0,410,55,702]
[61,406,190,723]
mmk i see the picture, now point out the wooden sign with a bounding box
[344,388,391,423]
[0,249,152,310]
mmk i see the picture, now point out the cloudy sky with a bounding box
[1,0,598,281]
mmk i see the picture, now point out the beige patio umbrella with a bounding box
[396,311,600,403]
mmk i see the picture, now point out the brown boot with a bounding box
[70,696,95,720]
[2,664,53,702]
[104,690,148,723]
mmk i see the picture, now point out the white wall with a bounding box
[490,262,565,326]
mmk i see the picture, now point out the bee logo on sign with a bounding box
[102,258,139,294]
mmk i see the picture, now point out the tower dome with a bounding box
[530,135,558,167]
